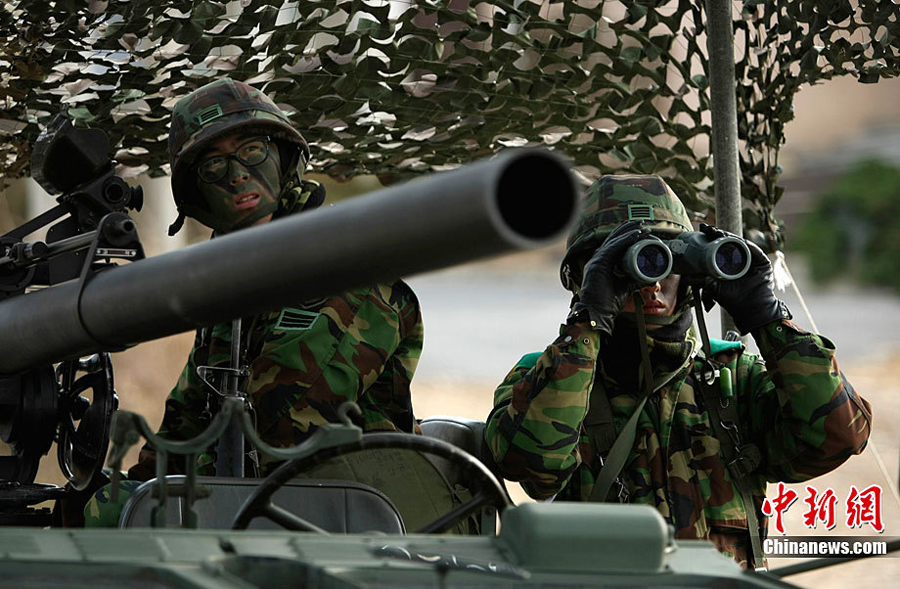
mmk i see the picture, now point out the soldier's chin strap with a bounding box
[620,309,681,326]
[589,291,654,503]
[176,178,299,237]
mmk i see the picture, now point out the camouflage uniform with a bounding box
[84,79,425,524]
[127,223,424,479]
[87,254,424,518]
[485,175,872,568]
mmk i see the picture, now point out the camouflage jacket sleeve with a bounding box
[350,281,423,435]
[484,321,599,499]
[244,280,423,446]
[740,319,872,483]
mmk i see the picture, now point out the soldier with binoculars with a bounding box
[485,175,872,570]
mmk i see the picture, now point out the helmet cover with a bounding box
[561,175,694,292]
[167,78,310,231]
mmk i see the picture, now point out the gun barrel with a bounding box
[0,149,578,374]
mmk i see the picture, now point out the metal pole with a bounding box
[704,0,743,337]
[214,318,244,477]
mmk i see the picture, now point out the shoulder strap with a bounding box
[588,387,650,502]
[584,377,617,457]
[588,293,655,503]
[694,356,766,570]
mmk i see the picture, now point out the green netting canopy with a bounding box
[2,0,898,245]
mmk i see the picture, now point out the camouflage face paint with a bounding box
[196,134,282,230]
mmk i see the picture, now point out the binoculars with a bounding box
[621,232,751,283]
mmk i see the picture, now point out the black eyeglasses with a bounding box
[196,137,270,183]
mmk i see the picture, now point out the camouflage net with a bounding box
[1,0,898,245]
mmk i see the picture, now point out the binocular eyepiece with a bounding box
[621,232,751,283]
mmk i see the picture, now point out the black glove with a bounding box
[569,220,649,335]
[696,223,791,334]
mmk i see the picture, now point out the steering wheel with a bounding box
[231,433,511,533]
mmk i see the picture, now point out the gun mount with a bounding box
[0,116,145,521]
[0,127,579,525]
[1,114,144,295]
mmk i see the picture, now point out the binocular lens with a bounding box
[620,230,749,283]
[713,241,749,278]
[636,243,670,281]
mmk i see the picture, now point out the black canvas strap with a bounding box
[588,292,653,503]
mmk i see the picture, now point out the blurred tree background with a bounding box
[795,160,900,292]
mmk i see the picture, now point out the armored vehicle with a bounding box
[3,114,888,589]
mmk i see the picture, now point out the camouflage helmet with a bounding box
[560,174,693,292]
[167,78,310,232]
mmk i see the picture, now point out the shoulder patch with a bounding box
[275,308,320,330]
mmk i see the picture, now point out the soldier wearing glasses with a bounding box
[78,78,425,526]
[141,77,424,477]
